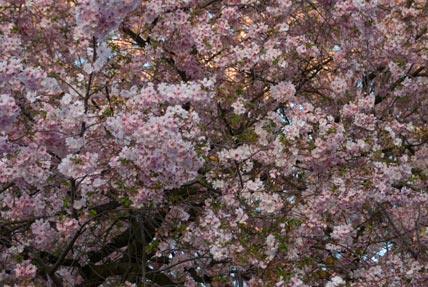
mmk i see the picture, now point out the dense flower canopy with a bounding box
[1,0,428,286]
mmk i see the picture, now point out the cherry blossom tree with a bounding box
[1,0,428,286]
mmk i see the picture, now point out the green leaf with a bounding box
[230,114,240,124]
[89,209,97,217]
[119,157,130,165]
[203,38,212,48]
[63,180,72,187]
[71,155,83,164]
[279,243,288,252]
[121,197,132,207]
[287,218,303,228]
[212,200,222,209]
[103,108,114,117]
[237,130,259,144]
[144,239,160,253]
[326,127,336,135]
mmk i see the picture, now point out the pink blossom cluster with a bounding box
[74,0,140,41]
[31,219,57,249]
[0,94,19,130]
[14,260,37,281]
[106,105,206,194]
[56,218,79,239]
[269,81,296,103]
[58,152,99,178]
